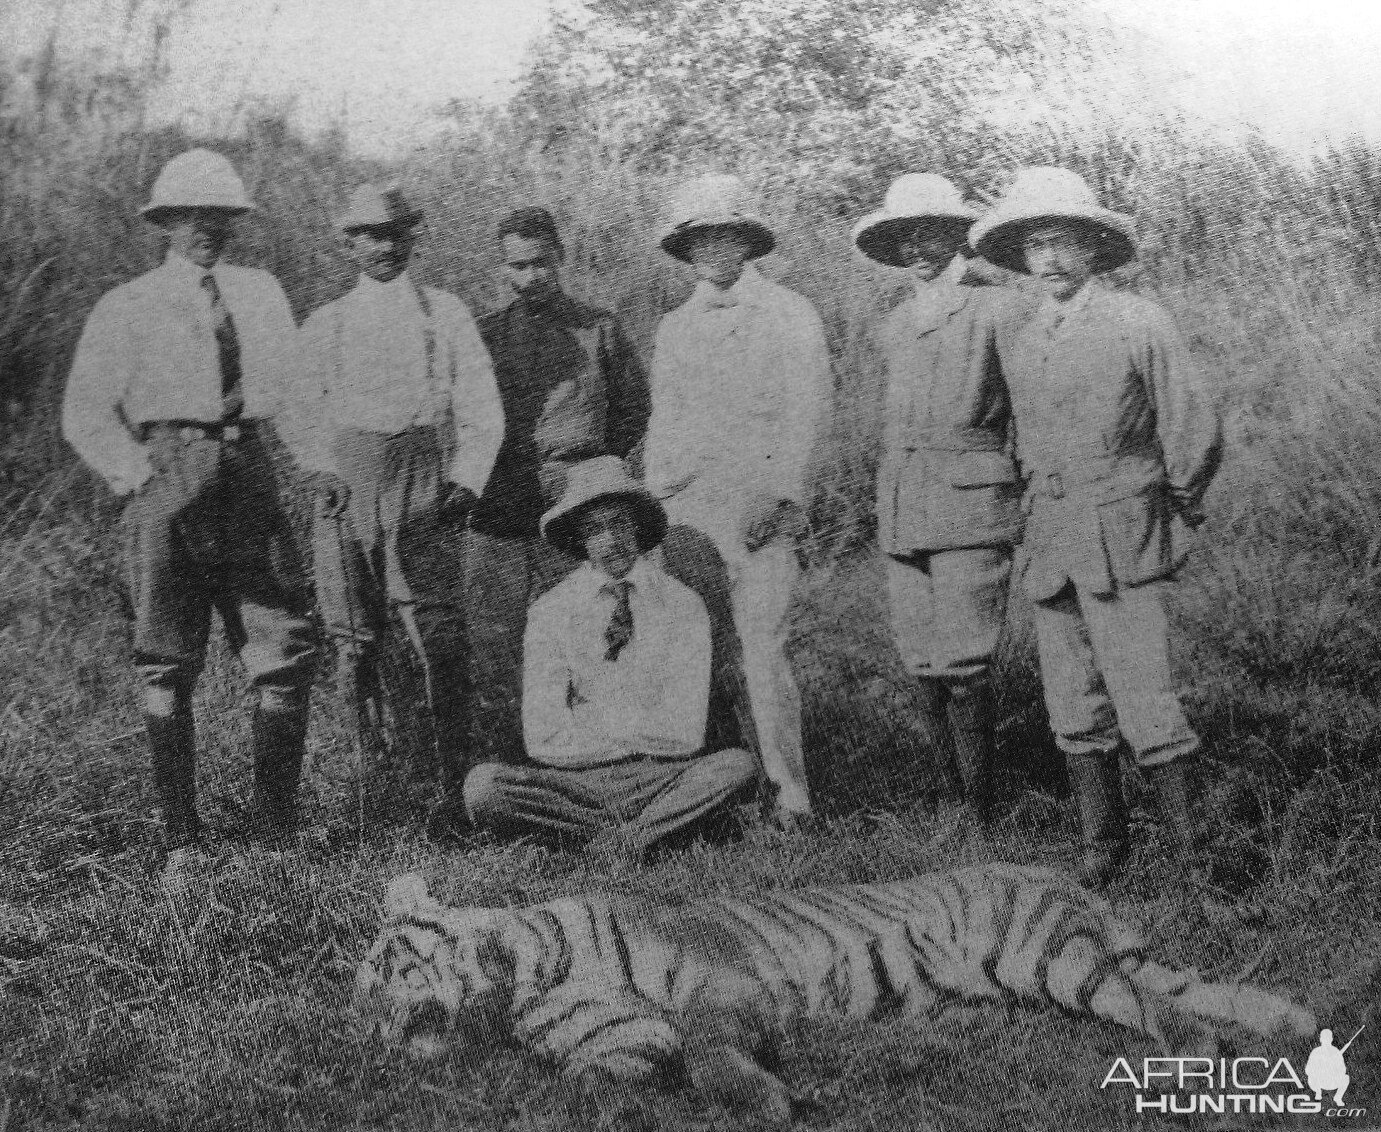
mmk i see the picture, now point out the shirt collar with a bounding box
[691,262,767,311]
[356,269,417,300]
[581,556,659,598]
[1038,276,1102,327]
[162,250,216,286]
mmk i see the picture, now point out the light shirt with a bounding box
[522,557,711,769]
[290,271,505,492]
[643,264,830,561]
[62,251,302,495]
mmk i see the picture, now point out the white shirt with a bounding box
[290,271,505,492]
[643,264,830,560]
[62,251,302,495]
[522,557,711,768]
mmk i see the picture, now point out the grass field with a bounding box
[2,489,1379,1129]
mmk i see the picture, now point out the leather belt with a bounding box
[141,420,249,443]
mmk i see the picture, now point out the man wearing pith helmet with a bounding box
[853,173,1034,827]
[969,166,1223,887]
[461,456,757,859]
[290,185,504,797]
[63,148,316,884]
[644,174,830,830]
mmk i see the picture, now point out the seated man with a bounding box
[462,456,758,856]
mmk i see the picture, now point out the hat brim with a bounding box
[141,203,253,223]
[660,219,776,263]
[971,210,1136,274]
[542,490,668,559]
[338,210,424,234]
[853,213,976,268]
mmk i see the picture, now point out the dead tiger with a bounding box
[354,862,1315,1128]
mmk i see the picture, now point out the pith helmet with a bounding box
[969,166,1137,274]
[540,456,668,559]
[852,174,979,267]
[141,149,255,221]
[337,184,423,233]
[658,174,775,263]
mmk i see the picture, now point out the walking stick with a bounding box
[331,509,376,828]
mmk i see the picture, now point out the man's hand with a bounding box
[742,494,806,553]
[315,473,351,519]
[1171,490,1206,530]
[438,482,479,526]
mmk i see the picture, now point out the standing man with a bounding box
[970,167,1223,886]
[645,174,830,829]
[468,207,650,766]
[292,185,504,795]
[462,457,757,860]
[63,149,316,875]
[853,174,1033,825]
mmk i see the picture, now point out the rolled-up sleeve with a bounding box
[62,292,150,496]
[446,304,505,494]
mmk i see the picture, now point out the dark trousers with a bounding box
[463,528,577,764]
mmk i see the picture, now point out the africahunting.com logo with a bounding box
[1103,1027,1366,1119]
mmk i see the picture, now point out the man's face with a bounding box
[686,227,752,289]
[1021,222,1100,301]
[579,500,641,580]
[346,223,418,283]
[896,226,968,283]
[502,234,562,303]
[160,208,237,268]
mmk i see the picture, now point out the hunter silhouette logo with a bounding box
[1102,1023,1368,1118]
[1307,1027,1362,1106]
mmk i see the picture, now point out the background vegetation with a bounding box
[2,0,1380,1128]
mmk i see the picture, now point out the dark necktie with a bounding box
[601,579,633,661]
[201,272,244,421]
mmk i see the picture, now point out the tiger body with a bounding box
[356,863,1316,1127]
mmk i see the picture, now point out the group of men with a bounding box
[62,148,1220,890]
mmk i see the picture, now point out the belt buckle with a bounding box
[1047,472,1064,499]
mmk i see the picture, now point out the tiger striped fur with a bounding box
[355,862,1315,1127]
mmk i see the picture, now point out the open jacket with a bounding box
[473,293,649,538]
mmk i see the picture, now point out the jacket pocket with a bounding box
[948,450,1019,488]
[1097,484,1173,585]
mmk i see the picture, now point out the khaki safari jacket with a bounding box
[1004,281,1223,601]
[876,274,1034,554]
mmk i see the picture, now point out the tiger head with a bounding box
[354,873,516,1063]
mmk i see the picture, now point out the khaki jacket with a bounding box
[876,276,1034,554]
[1005,282,1223,600]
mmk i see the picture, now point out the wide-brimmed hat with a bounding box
[969,166,1137,274]
[658,174,775,263]
[540,456,668,559]
[852,174,979,267]
[336,184,423,233]
[141,149,255,221]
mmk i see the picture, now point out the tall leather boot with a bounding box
[146,707,200,850]
[1067,752,1129,889]
[251,697,309,846]
[913,679,961,798]
[1148,758,1197,863]
[947,679,996,825]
